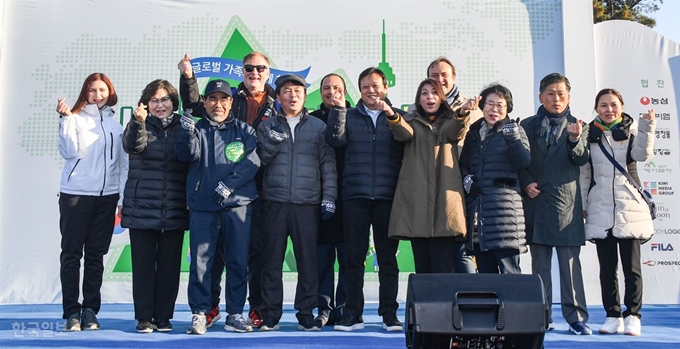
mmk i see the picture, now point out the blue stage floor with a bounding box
[1,303,679,348]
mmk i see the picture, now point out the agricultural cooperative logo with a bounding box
[105,16,414,278]
[639,96,670,105]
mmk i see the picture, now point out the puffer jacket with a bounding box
[386,109,468,240]
[580,113,655,240]
[257,110,337,204]
[460,117,531,252]
[325,100,404,200]
[58,104,128,205]
[175,115,260,211]
[121,114,189,231]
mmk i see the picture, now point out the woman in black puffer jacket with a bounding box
[121,79,189,333]
[459,84,531,274]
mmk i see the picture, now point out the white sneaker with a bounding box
[624,315,641,336]
[599,317,623,334]
[187,312,207,335]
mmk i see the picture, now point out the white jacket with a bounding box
[59,104,128,205]
[580,115,655,240]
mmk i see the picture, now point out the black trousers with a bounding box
[473,245,521,274]
[129,229,184,320]
[411,237,456,274]
[261,202,319,321]
[317,242,347,320]
[595,235,643,318]
[211,198,263,309]
[343,199,399,317]
[59,193,118,319]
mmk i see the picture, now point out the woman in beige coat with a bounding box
[386,79,471,273]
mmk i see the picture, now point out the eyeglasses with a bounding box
[149,96,171,105]
[484,101,507,110]
[244,65,268,73]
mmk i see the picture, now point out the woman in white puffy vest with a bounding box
[580,88,655,337]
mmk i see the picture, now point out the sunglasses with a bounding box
[244,64,268,73]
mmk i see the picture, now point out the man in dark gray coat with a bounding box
[256,75,337,332]
[519,73,591,335]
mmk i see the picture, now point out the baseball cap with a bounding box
[204,79,232,97]
[275,74,307,94]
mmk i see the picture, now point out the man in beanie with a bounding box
[256,74,337,332]
[176,79,260,335]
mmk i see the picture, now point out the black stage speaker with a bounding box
[405,273,547,349]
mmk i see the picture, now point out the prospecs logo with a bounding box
[643,260,680,267]
[644,181,674,196]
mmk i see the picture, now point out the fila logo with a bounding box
[651,243,674,251]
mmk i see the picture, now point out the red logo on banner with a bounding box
[640,96,651,105]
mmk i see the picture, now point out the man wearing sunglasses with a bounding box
[178,52,277,330]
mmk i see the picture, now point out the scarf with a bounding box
[534,105,570,145]
[446,85,459,107]
[589,113,633,143]
[160,114,174,129]
[593,117,622,132]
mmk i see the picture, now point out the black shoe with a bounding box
[136,320,153,333]
[334,314,364,331]
[382,310,402,332]
[153,318,173,332]
[297,315,320,331]
[328,306,344,326]
[64,312,81,332]
[81,308,100,331]
[259,317,280,331]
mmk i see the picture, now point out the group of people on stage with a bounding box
[56,52,656,338]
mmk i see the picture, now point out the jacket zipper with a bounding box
[371,114,378,200]
[100,111,107,196]
[67,159,81,182]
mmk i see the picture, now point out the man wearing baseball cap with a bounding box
[176,78,261,335]
[256,74,337,332]
[178,53,277,329]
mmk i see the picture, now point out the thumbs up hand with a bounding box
[178,53,194,78]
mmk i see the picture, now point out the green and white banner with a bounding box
[1,0,677,305]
